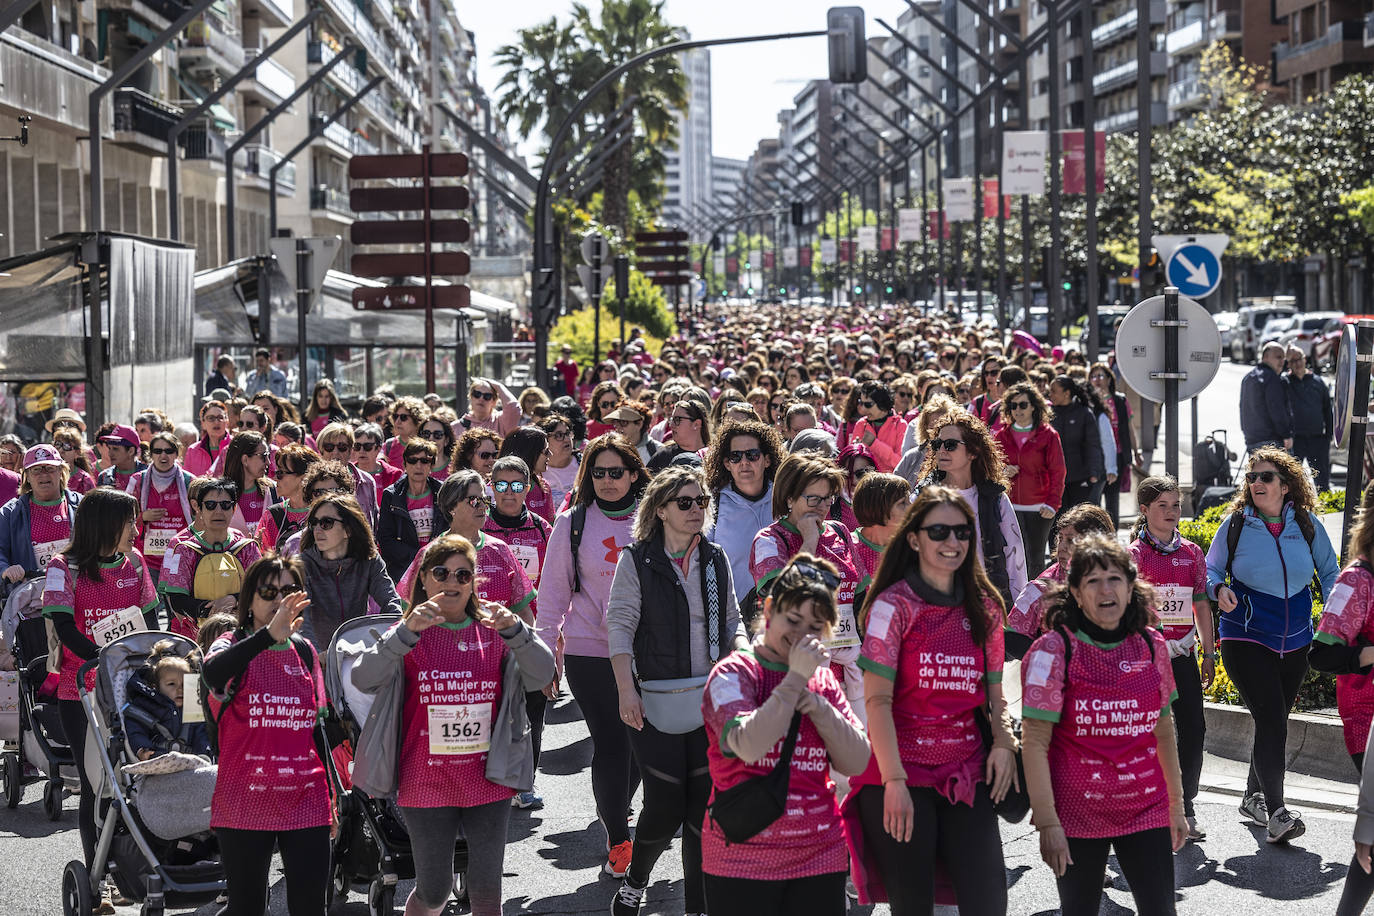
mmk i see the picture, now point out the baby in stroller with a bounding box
[123,639,211,761]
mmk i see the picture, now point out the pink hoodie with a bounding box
[534,501,637,659]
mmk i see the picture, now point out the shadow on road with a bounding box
[1214,825,1348,899]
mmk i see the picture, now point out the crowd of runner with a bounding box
[4,306,1374,915]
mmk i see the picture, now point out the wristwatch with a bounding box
[1201,652,1218,661]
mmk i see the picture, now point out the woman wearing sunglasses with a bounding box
[1005,504,1114,659]
[586,380,625,440]
[604,467,747,916]
[126,431,196,583]
[52,427,98,495]
[185,399,232,477]
[993,381,1065,578]
[648,395,711,475]
[417,417,457,483]
[377,439,452,584]
[847,381,907,474]
[351,534,553,916]
[704,420,785,616]
[201,554,332,916]
[160,477,264,640]
[537,413,581,512]
[536,435,649,879]
[497,428,557,530]
[751,453,864,714]
[1204,447,1338,844]
[845,487,1015,913]
[297,493,401,650]
[604,402,657,469]
[350,422,402,490]
[222,430,277,540]
[256,444,322,553]
[834,444,874,532]
[316,422,381,528]
[459,377,522,439]
[384,397,430,469]
[451,427,501,483]
[920,411,1028,612]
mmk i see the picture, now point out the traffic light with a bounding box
[778,287,787,295]
[853,284,863,295]
[710,234,721,251]
[791,202,805,227]
[885,285,894,294]
[827,7,867,84]
[747,287,755,295]
[1062,280,1072,292]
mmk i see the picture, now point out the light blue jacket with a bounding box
[706,482,775,602]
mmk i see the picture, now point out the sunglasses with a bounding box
[309,515,342,531]
[590,466,629,480]
[200,499,234,511]
[921,523,974,542]
[353,441,378,452]
[239,421,259,430]
[464,495,494,510]
[320,442,351,453]
[854,467,873,481]
[831,387,851,395]
[598,400,618,411]
[429,566,474,584]
[56,443,77,453]
[150,446,177,456]
[671,495,711,511]
[793,561,840,589]
[932,438,964,452]
[475,450,498,460]
[726,448,763,464]
[493,480,528,493]
[394,413,414,424]
[859,400,875,408]
[470,390,496,401]
[405,456,434,466]
[1246,470,1279,484]
[549,430,571,441]
[798,493,836,508]
[984,369,1000,378]
[1007,400,1031,411]
[256,583,303,601]
[311,486,348,498]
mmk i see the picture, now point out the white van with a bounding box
[1229,297,1298,363]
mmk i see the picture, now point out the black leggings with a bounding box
[217,825,331,916]
[1171,653,1206,818]
[625,723,710,912]
[1338,855,1374,916]
[1056,827,1175,916]
[525,689,548,771]
[563,654,638,847]
[1014,509,1054,579]
[1221,639,1308,812]
[704,870,847,916]
[59,699,101,869]
[857,782,1006,916]
[1102,480,1121,528]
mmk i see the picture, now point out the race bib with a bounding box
[409,508,433,541]
[33,539,68,570]
[427,703,491,755]
[828,601,860,649]
[90,606,148,647]
[508,544,540,579]
[1155,585,1194,628]
[182,672,204,723]
[144,527,177,559]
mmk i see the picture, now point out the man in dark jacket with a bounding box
[1284,345,1333,490]
[1239,343,1293,452]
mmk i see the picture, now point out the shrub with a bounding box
[548,306,666,369]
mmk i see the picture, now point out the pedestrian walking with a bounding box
[1283,345,1333,490]
[1239,343,1294,453]
[1047,376,1104,515]
[376,438,448,583]
[297,493,401,650]
[125,431,195,583]
[993,381,1065,578]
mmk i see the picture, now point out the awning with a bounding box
[0,241,87,380]
[175,73,236,131]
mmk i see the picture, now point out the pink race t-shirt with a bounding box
[397,532,536,619]
[1316,563,1374,754]
[42,552,158,700]
[1129,536,1208,642]
[257,504,310,554]
[407,494,435,546]
[525,478,556,526]
[232,484,269,539]
[482,513,553,587]
[396,618,514,808]
[158,529,263,639]
[29,497,74,571]
[130,472,191,573]
[1021,627,1177,839]
[850,530,884,590]
[855,580,1002,805]
[206,633,331,831]
[750,520,861,655]
[1006,563,1065,639]
[701,649,858,880]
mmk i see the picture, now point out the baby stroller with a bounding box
[62,631,223,916]
[326,615,469,916]
[0,571,78,818]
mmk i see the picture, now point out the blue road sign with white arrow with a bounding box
[1165,243,1222,299]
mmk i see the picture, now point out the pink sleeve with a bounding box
[1020,632,1067,721]
[857,592,907,679]
[137,553,157,609]
[397,553,422,608]
[159,541,194,593]
[1317,567,1371,644]
[1191,544,1208,598]
[41,556,75,612]
[703,656,761,736]
[1154,631,1177,707]
[984,598,1005,683]
[815,664,862,729]
[749,530,786,587]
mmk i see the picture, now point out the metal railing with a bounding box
[182,122,227,159]
[246,50,296,99]
[113,87,181,140]
[240,144,296,190]
[310,184,351,214]
[1275,21,1363,63]
[1091,9,1136,46]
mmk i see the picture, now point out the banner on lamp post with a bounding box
[1061,130,1107,194]
[726,257,738,275]
[898,208,922,243]
[1003,131,1048,195]
[820,239,838,264]
[944,178,975,222]
[763,251,775,270]
[927,210,949,240]
[712,253,726,276]
[748,249,762,268]
[782,247,799,268]
[982,178,1013,219]
[857,226,878,252]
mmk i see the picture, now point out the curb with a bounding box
[1204,701,1356,784]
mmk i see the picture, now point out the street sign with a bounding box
[575,264,601,292]
[1334,323,1359,450]
[1153,234,1228,299]
[1114,294,1221,402]
[350,218,470,245]
[270,236,340,313]
[350,252,470,278]
[820,239,837,263]
[352,285,470,310]
[782,248,799,268]
[580,233,609,266]
[348,152,469,180]
[898,208,922,243]
[350,186,470,213]
[857,226,877,252]
[633,228,690,288]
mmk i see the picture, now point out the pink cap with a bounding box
[98,424,139,450]
[23,444,64,469]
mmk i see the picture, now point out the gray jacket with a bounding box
[349,615,555,799]
[300,549,403,650]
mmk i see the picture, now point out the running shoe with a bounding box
[93,883,115,916]
[1238,792,1268,828]
[1266,806,1306,844]
[610,877,646,915]
[605,840,633,878]
[1186,815,1207,841]
[511,790,544,810]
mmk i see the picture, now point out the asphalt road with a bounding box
[0,687,1365,916]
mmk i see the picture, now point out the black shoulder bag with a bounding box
[708,711,802,844]
[974,642,1030,823]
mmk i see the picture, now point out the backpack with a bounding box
[1223,506,1319,598]
[187,538,252,602]
[569,504,588,593]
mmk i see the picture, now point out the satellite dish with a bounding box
[1113,294,1221,403]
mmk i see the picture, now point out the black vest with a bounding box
[628,532,732,682]
[974,480,1011,610]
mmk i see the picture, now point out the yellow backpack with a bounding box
[187,539,250,602]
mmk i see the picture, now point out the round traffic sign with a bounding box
[1333,323,1358,450]
[1113,295,1222,403]
[1165,243,1222,299]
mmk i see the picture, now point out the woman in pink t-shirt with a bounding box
[1021,534,1187,916]
[700,555,870,916]
[201,554,331,916]
[126,430,195,583]
[847,486,1017,912]
[184,399,231,477]
[848,472,911,593]
[1005,504,1114,659]
[223,430,276,540]
[351,536,553,916]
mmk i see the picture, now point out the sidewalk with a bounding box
[1197,750,1358,815]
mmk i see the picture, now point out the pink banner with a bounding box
[1062,131,1106,195]
[928,210,949,240]
[982,179,1013,218]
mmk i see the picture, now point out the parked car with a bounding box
[1278,311,1345,360]
[1230,300,1298,362]
[1258,316,1297,351]
[1214,311,1238,350]
[1092,305,1131,355]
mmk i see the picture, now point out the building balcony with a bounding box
[1091,0,1165,47]
[112,87,181,153]
[310,184,353,220]
[181,11,246,79]
[319,0,394,79]
[242,0,291,28]
[308,41,367,94]
[181,122,228,162]
[101,0,193,31]
[1167,10,1242,56]
[1367,12,1374,48]
[1095,100,1167,134]
[241,50,296,105]
[1167,76,1207,112]
[1092,50,1167,94]
[237,144,296,192]
[1275,21,1374,83]
[0,27,111,135]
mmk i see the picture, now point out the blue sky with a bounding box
[459,1,882,162]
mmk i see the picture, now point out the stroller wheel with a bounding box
[42,780,62,821]
[61,860,93,916]
[367,877,394,916]
[452,870,468,905]
[2,752,21,809]
[326,863,348,912]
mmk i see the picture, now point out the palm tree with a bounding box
[493,18,581,145]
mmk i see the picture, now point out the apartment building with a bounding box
[1275,0,1374,101]
[662,43,712,233]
